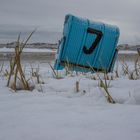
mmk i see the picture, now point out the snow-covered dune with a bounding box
[0,62,140,140]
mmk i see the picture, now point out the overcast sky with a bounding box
[0,0,140,44]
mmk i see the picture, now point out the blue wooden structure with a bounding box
[54,14,120,72]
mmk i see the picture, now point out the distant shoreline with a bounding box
[0,42,58,49]
[0,42,140,51]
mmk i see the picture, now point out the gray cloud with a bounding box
[0,0,140,44]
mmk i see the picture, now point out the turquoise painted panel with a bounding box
[54,14,120,72]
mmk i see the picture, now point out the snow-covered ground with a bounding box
[118,50,138,54]
[0,59,140,140]
[0,47,56,53]
[0,47,137,54]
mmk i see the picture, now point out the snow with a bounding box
[0,48,138,55]
[0,61,140,140]
[0,47,56,53]
[118,50,138,54]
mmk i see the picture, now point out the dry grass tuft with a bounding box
[49,63,63,79]
[7,30,36,91]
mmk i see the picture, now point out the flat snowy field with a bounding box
[0,47,56,53]
[0,57,140,140]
